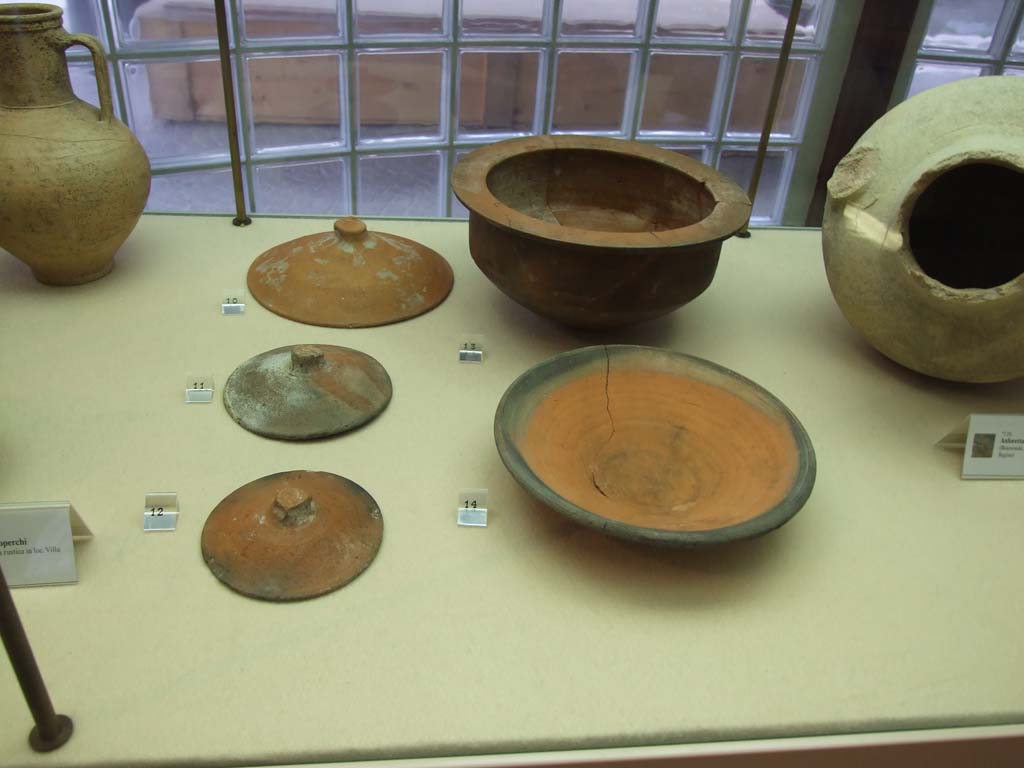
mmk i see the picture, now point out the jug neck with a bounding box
[0,5,75,109]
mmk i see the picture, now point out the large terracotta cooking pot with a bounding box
[452,135,751,329]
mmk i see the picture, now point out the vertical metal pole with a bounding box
[214,0,252,226]
[0,564,73,752]
[738,0,803,237]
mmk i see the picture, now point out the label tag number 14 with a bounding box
[457,488,488,527]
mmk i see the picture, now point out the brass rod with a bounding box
[740,0,803,235]
[0,564,73,752]
[214,0,251,226]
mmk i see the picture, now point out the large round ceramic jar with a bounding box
[822,76,1024,383]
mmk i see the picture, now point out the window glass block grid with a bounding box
[55,0,833,224]
[907,0,1024,99]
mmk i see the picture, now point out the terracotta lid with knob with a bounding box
[201,470,384,601]
[223,343,392,440]
[247,216,454,328]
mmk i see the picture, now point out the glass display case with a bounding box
[2,2,1024,766]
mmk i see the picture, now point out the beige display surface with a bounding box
[0,216,1022,767]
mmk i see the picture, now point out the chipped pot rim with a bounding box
[895,149,1024,301]
[451,135,752,251]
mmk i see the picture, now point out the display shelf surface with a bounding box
[0,217,1022,768]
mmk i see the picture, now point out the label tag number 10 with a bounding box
[222,288,245,315]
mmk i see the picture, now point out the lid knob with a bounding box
[272,487,316,527]
[334,217,367,239]
[291,345,324,372]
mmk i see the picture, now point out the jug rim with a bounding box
[0,4,64,32]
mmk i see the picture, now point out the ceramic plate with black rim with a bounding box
[494,345,816,546]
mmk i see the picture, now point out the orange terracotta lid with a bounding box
[247,217,454,328]
[201,470,383,601]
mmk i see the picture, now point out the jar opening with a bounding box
[909,163,1024,289]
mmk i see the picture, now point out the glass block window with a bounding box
[56,0,835,222]
[246,53,346,153]
[559,0,644,38]
[906,0,1024,99]
[639,52,725,136]
[551,50,637,134]
[253,158,350,215]
[457,49,543,138]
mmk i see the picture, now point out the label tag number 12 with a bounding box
[144,492,178,532]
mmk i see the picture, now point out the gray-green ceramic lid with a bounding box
[223,344,392,440]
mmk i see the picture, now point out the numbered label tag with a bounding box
[222,287,246,315]
[458,334,486,364]
[457,488,488,527]
[144,492,178,532]
[185,373,214,404]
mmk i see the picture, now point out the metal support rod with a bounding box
[214,0,252,227]
[0,564,73,752]
[738,0,803,237]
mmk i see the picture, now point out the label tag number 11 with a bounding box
[185,374,214,404]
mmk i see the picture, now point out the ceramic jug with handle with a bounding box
[0,3,150,285]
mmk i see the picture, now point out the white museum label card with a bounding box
[962,414,1024,479]
[0,502,92,587]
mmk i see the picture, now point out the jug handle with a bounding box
[63,34,114,123]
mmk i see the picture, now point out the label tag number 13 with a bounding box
[459,334,485,364]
